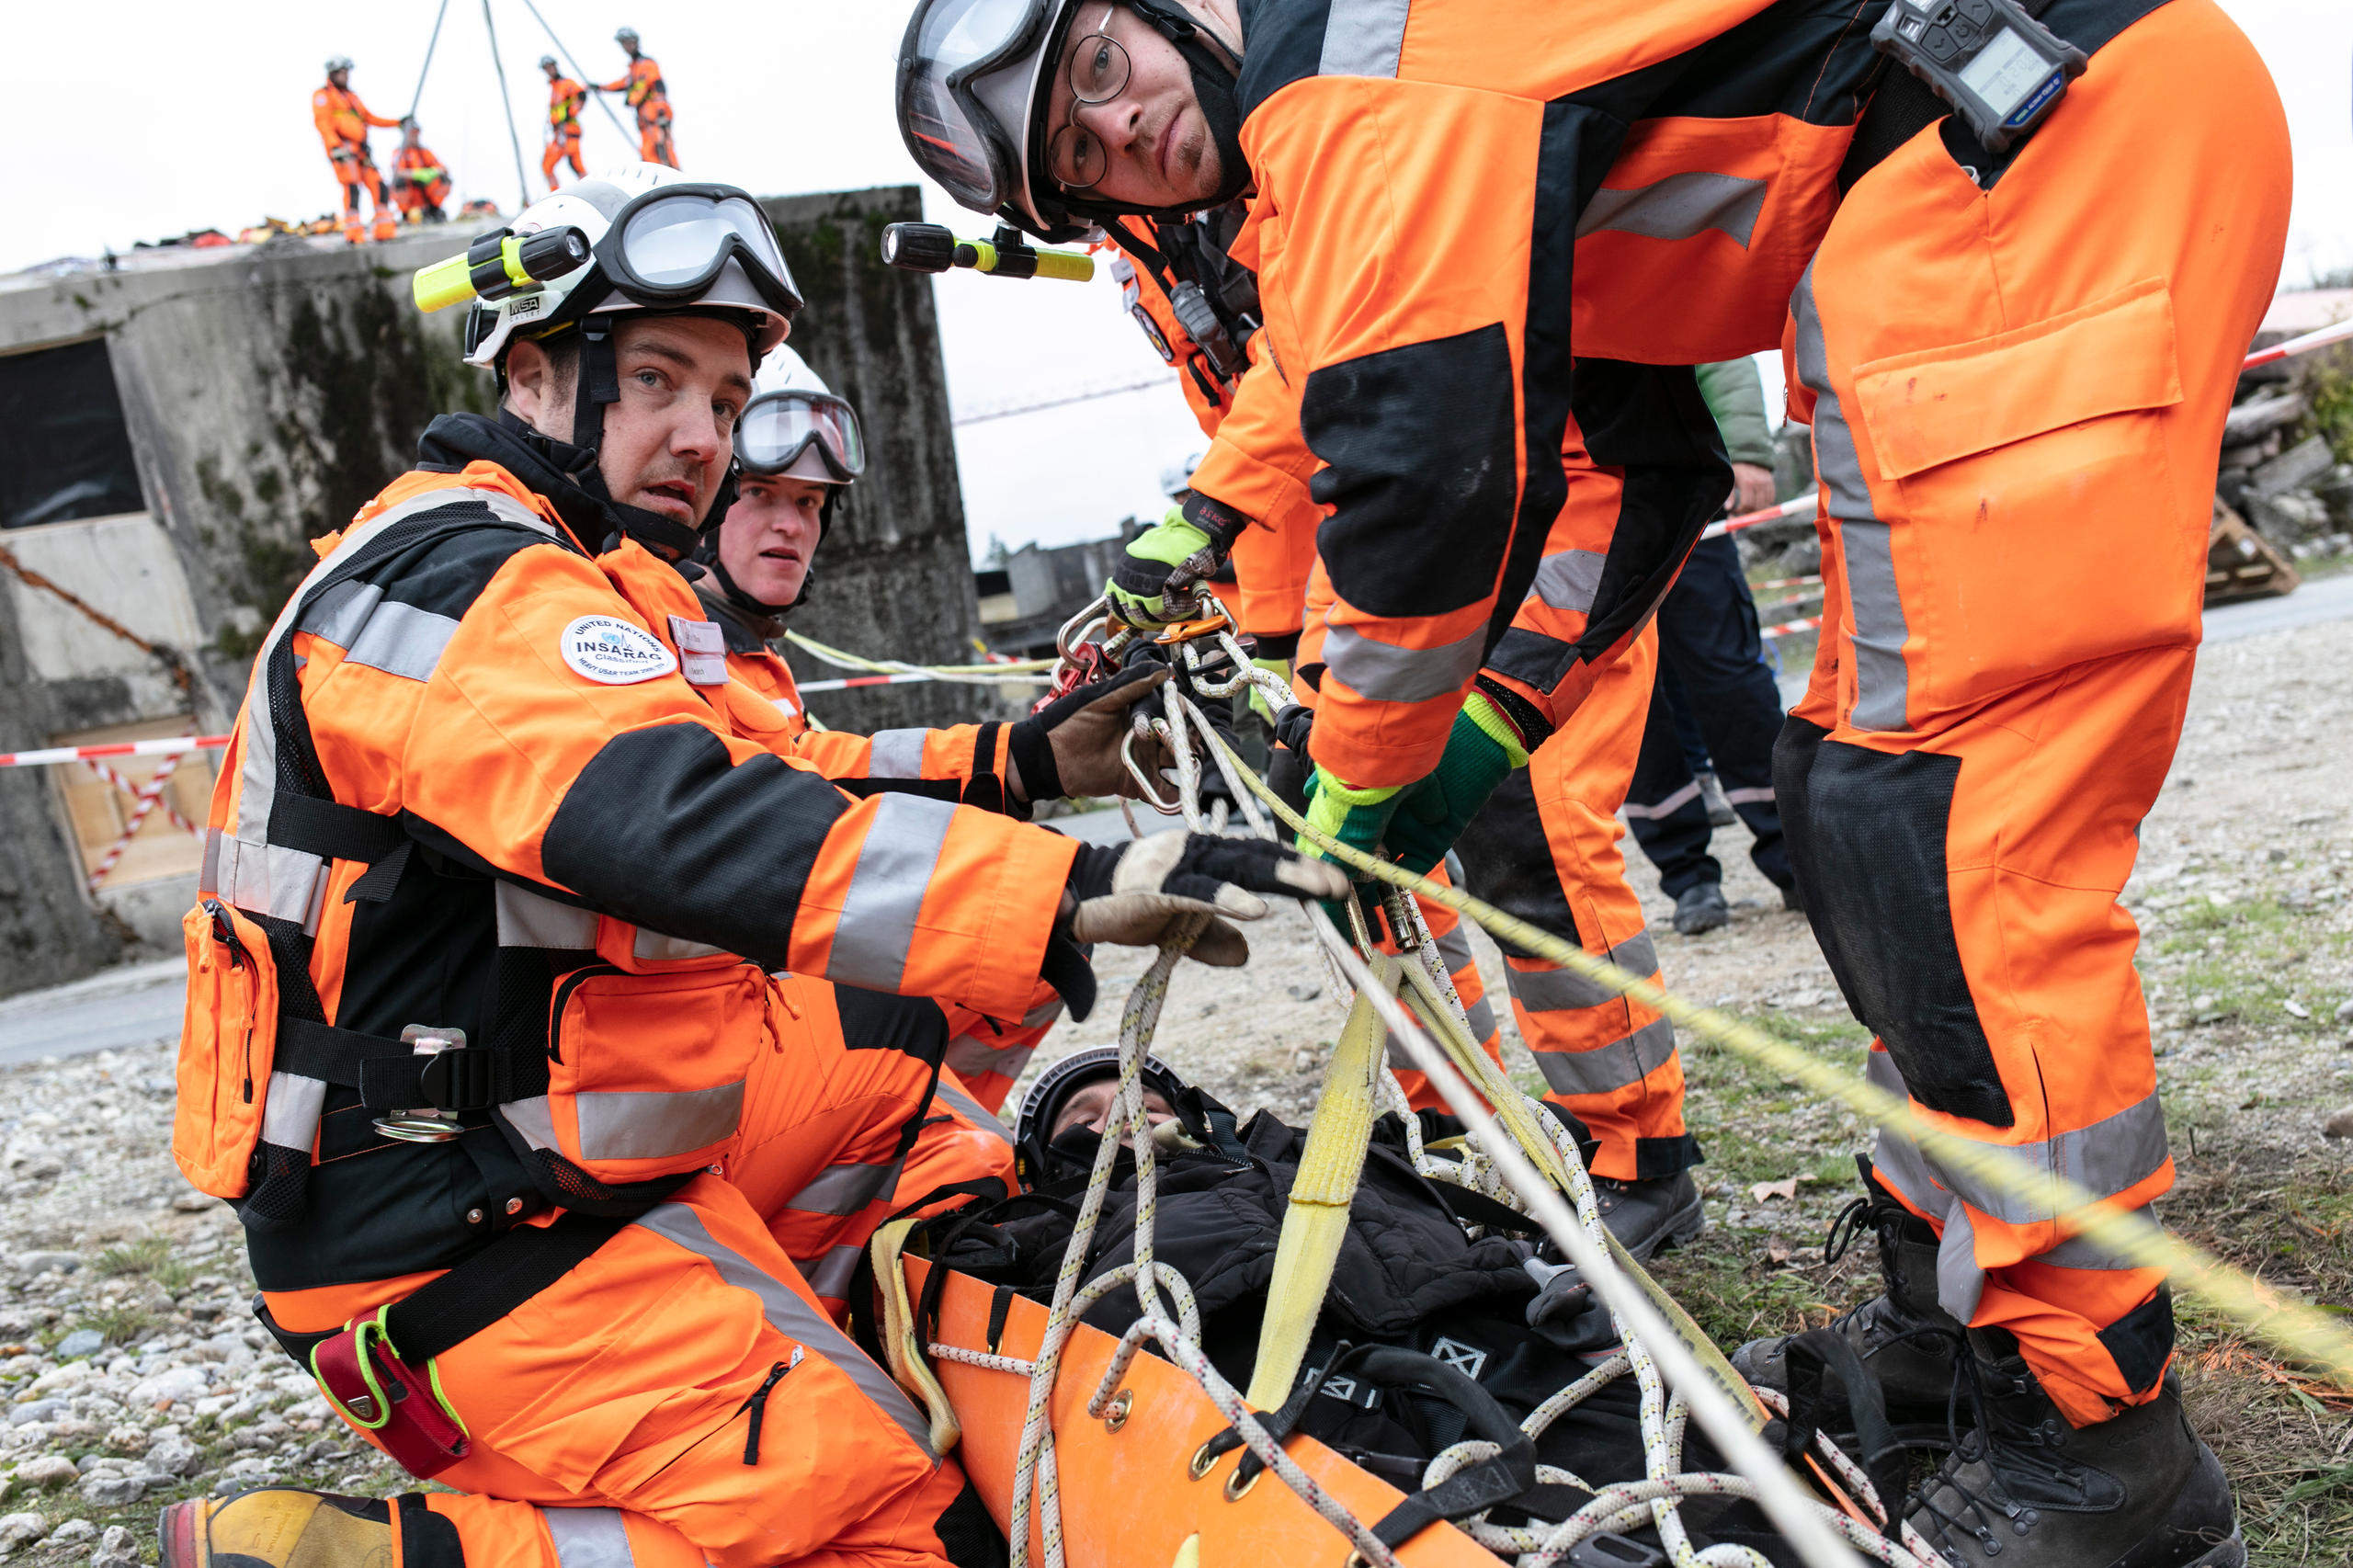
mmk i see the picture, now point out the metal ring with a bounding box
[1223,1462,1260,1502]
[1188,1441,1220,1481]
[1101,1388,1133,1433]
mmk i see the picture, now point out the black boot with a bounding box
[1731,1159,1964,1443]
[1589,1170,1707,1260]
[1906,1330,2243,1567]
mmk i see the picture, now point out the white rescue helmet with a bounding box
[1159,450,1203,498]
[735,347,866,485]
[461,163,798,371]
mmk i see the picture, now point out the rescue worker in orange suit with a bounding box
[156,163,1343,1568]
[313,56,401,244]
[598,28,677,168]
[539,56,587,190]
[389,119,451,224]
[690,346,1067,1127]
[897,1,2290,1560]
[1101,207,1703,1257]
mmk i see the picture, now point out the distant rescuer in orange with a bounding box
[598,27,677,167]
[389,119,451,223]
[896,1,2291,1563]
[312,55,402,243]
[540,55,586,189]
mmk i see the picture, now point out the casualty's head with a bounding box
[460,165,801,554]
[894,0,1245,244]
[703,347,866,613]
[1013,1046,1187,1187]
[325,55,353,88]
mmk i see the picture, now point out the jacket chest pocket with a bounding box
[545,961,768,1182]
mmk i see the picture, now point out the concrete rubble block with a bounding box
[2250,434,2336,498]
[2251,491,2330,544]
[2220,390,2305,447]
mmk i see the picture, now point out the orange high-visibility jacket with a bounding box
[602,55,668,115]
[392,145,449,199]
[177,413,1075,1306]
[1221,0,1890,786]
[312,80,400,154]
[547,75,586,132]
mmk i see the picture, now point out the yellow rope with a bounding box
[1228,749,2353,1389]
[783,629,1055,676]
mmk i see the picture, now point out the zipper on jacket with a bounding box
[545,962,622,1065]
[206,900,259,1103]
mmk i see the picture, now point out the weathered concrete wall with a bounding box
[759,188,998,732]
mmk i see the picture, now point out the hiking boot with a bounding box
[1672,883,1730,936]
[1732,1164,1964,1444]
[161,1490,392,1567]
[1907,1334,2243,1568]
[1590,1170,1706,1259]
[1779,881,1806,915]
[1698,770,1738,826]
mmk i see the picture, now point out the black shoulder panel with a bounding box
[1233,0,1333,121]
[542,723,849,970]
[1303,323,1518,619]
[365,519,561,621]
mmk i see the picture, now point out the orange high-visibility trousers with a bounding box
[285,977,1005,1568]
[1370,856,1508,1111]
[541,131,585,188]
[1453,624,1691,1180]
[1780,0,2289,1427]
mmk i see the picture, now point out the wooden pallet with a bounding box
[2206,500,2301,605]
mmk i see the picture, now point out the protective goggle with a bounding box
[734,389,865,481]
[593,184,803,321]
[895,0,1072,218]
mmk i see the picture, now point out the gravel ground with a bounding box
[0,616,2346,1562]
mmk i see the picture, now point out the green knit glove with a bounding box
[1380,693,1528,877]
[1300,767,1399,930]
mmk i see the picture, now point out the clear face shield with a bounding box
[734,389,866,482]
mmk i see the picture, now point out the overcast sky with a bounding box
[9,2,2347,562]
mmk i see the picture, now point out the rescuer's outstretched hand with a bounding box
[1378,693,1528,876]
[1106,514,1223,631]
[1064,833,1347,963]
[1008,663,1171,802]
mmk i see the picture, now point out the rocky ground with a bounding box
[0,608,2347,1563]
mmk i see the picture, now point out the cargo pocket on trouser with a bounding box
[1781,737,2012,1128]
[173,899,281,1199]
[1847,278,2198,714]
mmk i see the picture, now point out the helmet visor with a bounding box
[736,390,865,480]
[600,186,802,317]
[895,0,1055,211]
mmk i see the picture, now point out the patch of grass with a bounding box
[151,1258,199,1293]
[79,1305,154,1345]
[93,1236,170,1278]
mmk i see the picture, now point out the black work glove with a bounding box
[1007,664,1171,804]
[1524,1256,1616,1353]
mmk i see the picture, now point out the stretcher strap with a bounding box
[274,1018,551,1111]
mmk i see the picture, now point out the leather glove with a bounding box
[1007,664,1170,804]
[1064,833,1346,963]
[1379,691,1528,877]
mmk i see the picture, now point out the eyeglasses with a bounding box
[1045,9,1130,190]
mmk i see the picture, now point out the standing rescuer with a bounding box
[312,55,402,244]
[894,1,2291,1562]
[599,28,678,169]
[539,56,587,190]
[160,162,1341,1568]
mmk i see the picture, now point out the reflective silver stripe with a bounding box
[212,835,327,927]
[1623,780,1702,821]
[543,1507,634,1568]
[1322,623,1484,705]
[1577,173,1768,248]
[499,1096,561,1153]
[574,1081,745,1162]
[1319,0,1410,78]
[1932,1090,2171,1227]
[1533,1017,1677,1097]
[633,1204,937,1459]
[1794,261,1909,731]
[828,795,957,993]
[769,691,800,720]
[343,600,462,683]
[495,883,598,949]
[632,928,729,962]
[1022,995,1066,1029]
[785,1159,903,1217]
[1722,785,1776,805]
[865,729,928,780]
[1504,930,1658,1013]
[199,827,222,896]
[258,1071,327,1150]
[1864,1051,1944,1219]
[1528,549,1605,616]
[300,579,381,646]
[1937,1201,1984,1324]
[946,1035,1034,1081]
[797,1243,865,1302]
[935,1076,1015,1145]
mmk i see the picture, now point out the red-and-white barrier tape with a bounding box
[85,751,191,891]
[1752,574,1824,591]
[1759,615,1824,642]
[82,756,196,836]
[0,734,231,769]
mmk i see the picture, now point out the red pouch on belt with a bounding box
[310,1308,470,1478]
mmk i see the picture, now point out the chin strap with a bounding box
[521,319,709,561]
